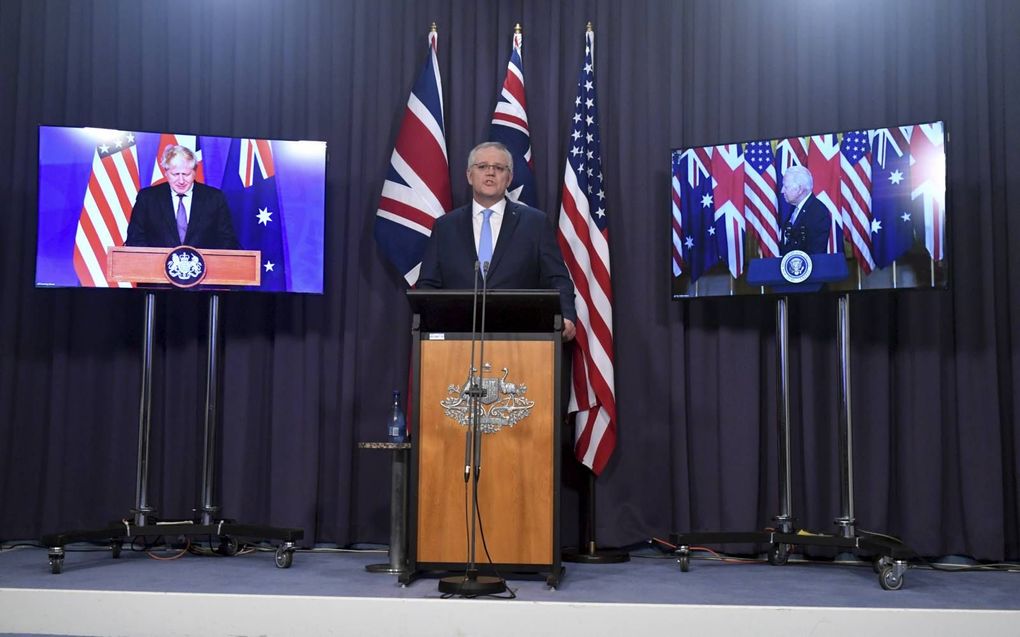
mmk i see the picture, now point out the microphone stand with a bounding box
[439,260,507,596]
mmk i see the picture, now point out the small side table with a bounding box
[357,441,411,574]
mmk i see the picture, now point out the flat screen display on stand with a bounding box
[36,126,327,294]
[670,120,947,299]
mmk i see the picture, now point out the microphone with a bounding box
[463,260,482,482]
[474,261,490,479]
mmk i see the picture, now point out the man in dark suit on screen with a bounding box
[125,144,239,250]
[779,165,831,255]
[418,141,576,341]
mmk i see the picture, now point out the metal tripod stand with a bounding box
[43,292,303,573]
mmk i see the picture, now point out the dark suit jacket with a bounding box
[417,200,577,322]
[125,182,239,249]
[781,194,830,255]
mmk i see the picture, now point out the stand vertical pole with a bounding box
[774,296,794,533]
[835,294,856,537]
[132,292,157,527]
[200,293,221,526]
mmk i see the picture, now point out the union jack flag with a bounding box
[73,131,140,287]
[910,122,946,261]
[743,140,780,258]
[711,144,746,278]
[557,26,616,476]
[839,130,876,273]
[149,133,205,185]
[488,24,537,207]
[374,26,452,286]
[807,134,843,254]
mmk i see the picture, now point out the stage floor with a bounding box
[1,543,1018,636]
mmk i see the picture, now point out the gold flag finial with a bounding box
[586,21,593,32]
[515,23,522,34]
[430,22,438,33]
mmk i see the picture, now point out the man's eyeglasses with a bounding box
[472,163,509,174]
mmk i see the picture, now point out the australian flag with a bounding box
[221,138,288,290]
[870,127,915,268]
[675,148,721,283]
[488,26,537,207]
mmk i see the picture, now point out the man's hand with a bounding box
[562,319,576,342]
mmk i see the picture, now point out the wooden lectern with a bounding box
[108,246,262,286]
[402,289,564,587]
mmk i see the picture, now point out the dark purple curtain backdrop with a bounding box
[1,0,1017,561]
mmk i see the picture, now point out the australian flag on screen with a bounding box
[870,128,915,268]
[675,150,721,283]
[221,138,288,290]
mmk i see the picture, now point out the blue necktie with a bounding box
[478,208,494,276]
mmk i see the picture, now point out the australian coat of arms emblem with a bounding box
[440,367,535,434]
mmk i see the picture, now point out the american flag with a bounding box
[670,151,685,277]
[73,131,140,287]
[807,134,843,254]
[743,140,780,258]
[488,24,537,207]
[149,133,204,186]
[556,26,616,476]
[839,130,876,273]
[711,144,746,278]
[910,122,946,261]
[375,26,452,286]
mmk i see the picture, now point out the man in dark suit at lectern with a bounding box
[779,165,831,255]
[125,145,239,250]
[418,141,576,341]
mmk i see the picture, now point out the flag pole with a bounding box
[562,463,629,563]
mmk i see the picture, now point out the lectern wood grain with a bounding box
[417,339,554,565]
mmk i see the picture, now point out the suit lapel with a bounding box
[160,183,181,244]
[488,198,520,277]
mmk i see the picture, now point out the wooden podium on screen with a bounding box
[402,289,564,587]
[108,246,262,287]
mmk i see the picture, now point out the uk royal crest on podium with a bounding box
[164,247,207,288]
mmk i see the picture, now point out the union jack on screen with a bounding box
[73,131,140,287]
[488,25,537,207]
[556,26,616,476]
[375,27,452,286]
[149,133,205,186]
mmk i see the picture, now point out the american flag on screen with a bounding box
[910,122,946,261]
[149,133,205,185]
[557,26,616,475]
[73,131,140,287]
[670,152,686,277]
[711,144,746,278]
[374,26,453,286]
[743,140,780,258]
[839,130,876,273]
[488,25,537,207]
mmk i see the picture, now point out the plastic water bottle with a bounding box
[388,390,407,443]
